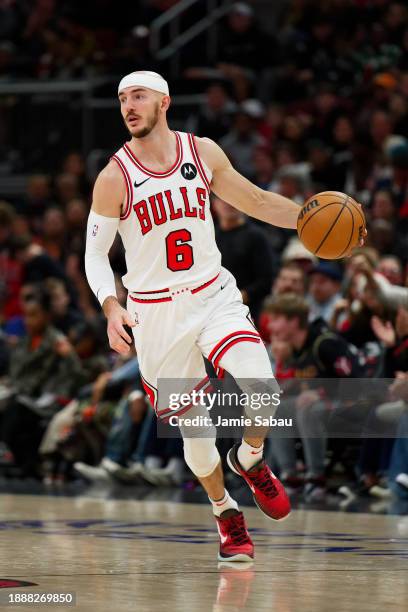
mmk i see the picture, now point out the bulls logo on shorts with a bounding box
[181,163,197,180]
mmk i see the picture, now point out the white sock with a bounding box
[210,489,239,517]
[237,439,264,471]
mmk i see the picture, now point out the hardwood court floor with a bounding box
[0,493,407,612]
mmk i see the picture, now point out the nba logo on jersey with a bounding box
[92,224,99,236]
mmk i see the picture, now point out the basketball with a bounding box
[297,191,366,259]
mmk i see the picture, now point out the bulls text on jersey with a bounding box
[133,186,207,236]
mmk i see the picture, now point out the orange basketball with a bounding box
[297,191,366,259]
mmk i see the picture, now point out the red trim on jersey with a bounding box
[111,155,133,219]
[190,273,219,294]
[212,337,261,368]
[188,133,211,194]
[129,273,220,303]
[192,133,211,192]
[159,377,213,422]
[123,131,183,178]
[216,367,225,379]
[129,294,172,304]
[132,287,170,294]
[141,374,158,411]
[208,330,261,368]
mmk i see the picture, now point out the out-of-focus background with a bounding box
[0,0,408,510]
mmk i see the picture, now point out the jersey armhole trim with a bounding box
[111,154,133,220]
[188,133,211,195]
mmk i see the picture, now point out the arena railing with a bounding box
[150,0,233,78]
[0,79,205,188]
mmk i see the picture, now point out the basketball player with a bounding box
[84,71,357,562]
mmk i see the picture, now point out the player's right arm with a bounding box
[85,161,135,355]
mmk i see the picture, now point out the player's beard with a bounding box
[127,102,160,138]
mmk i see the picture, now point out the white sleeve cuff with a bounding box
[85,210,120,307]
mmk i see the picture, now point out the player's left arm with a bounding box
[196,137,299,229]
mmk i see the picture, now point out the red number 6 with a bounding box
[166,229,194,271]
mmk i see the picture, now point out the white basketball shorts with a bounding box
[127,267,266,417]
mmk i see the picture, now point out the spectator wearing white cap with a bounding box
[281,237,317,273]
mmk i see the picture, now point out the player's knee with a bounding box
[183,436,220,478]
[221,341,273,380]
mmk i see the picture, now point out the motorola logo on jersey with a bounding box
[181,163,197,180]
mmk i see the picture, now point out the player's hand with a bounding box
[103,297,135,355]
[344,203,367,257]
[357,203,367,248]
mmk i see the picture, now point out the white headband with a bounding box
[118,71,169,96]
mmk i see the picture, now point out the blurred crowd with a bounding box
[0,0,408,509]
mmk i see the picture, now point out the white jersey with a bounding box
[111,131,221,292]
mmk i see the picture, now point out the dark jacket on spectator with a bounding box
[9,326,86,398]
[215,220,273,322]
[291,319,360,379]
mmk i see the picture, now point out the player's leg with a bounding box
[175,388,254,562]
[198,269,290,520]
[217,340,291,520]
[127,293,253,560]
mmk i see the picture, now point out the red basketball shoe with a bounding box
[215,510,254,562]
[227,443,291,521]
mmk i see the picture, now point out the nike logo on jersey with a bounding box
[134,178,150,188]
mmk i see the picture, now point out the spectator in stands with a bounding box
[2,0,408,506]
[12,238,72,306]
[272,169,305,205]
[281,237,317,273]
[375,140,408,212]
[19,175,53,233]
[217,2,275,100]
[186,82,235,141]
[252,146,275,189]
[65,198,88,254]
[273,262,307,298]
[1,291,86,477]
[307,262,343,323]
[387,372,408,499]
[376,255,404,286]
[266,293,361,498]
[54,173,81,207]
[45,278,82,335]
[62,152,91,197]
[38,207,67,264]
[0,201,21,321]
[371,190,397,223]
[258,262,307,343]
[220,100,267,179]
[213,196,273,323]
[74,393,185,487]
